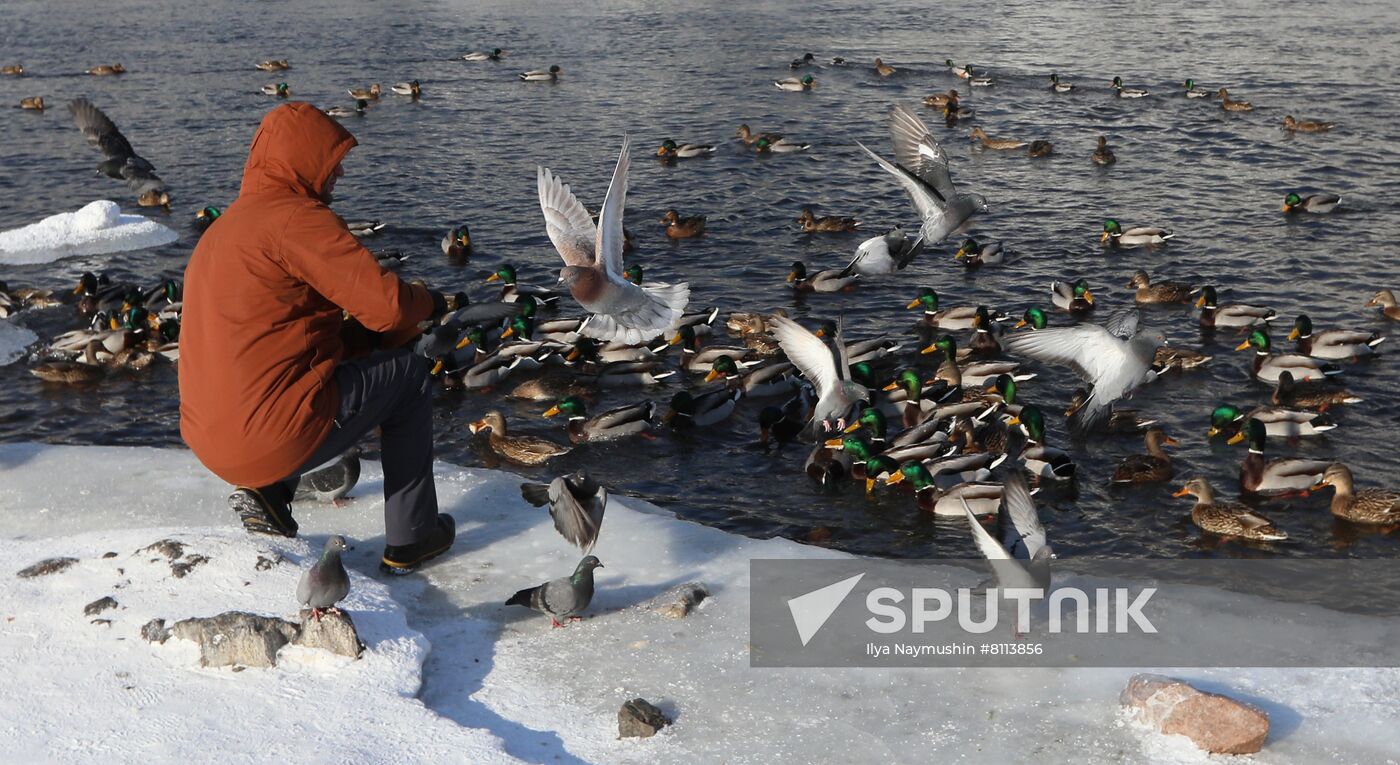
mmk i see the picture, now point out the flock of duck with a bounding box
[4,47,1394,572]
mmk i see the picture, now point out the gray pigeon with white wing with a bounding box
[505,555,603,628]
[297,535,351,620]
[962,470,1054,592]
[520,470,607,553]
[1002,308,1164,434]
[537,136,690,344]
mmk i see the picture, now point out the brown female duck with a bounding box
[1111,428,1176,483]
[1173,478,1288,541]
[468,411,571,465]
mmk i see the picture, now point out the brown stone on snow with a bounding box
[618,698,672,739]
[170,611,300,669]
[1121,673,1269,755]
[296,609,364,659]
[16,557,79,578]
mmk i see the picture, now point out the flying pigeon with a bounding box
[68,98,167,203]
[297,535,351,620]
[520,470,607,553]
[537,136,690,344]
[768,314,870,439]
[857,105,986,245]
[505,555,603,628]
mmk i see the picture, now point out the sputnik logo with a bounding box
[786,573,865,646]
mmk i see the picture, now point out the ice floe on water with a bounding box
[0,200,178,265]
[0,319,37,366]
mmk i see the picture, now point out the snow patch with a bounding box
[0,318,37,365]
[0,200,178,265]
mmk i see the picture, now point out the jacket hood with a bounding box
[240,102,357,198]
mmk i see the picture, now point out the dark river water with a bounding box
[3,0,1400,560]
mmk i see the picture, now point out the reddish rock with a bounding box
[1121,673,1269,755]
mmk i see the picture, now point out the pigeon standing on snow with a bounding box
[295,450,361,505]
[505,555,603,628]
[520,470,607,553]
[297,535,351,620]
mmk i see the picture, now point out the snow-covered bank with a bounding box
[1,444,1397,764]
[0,201,178,265]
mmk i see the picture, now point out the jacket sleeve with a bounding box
[278,206,433,332]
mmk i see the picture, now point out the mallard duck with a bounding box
[790,53,816,69]
[969,127,1026,150]
[256,60,290,71]
[507,374,594,402]
[543,396,654,443]
[1366,290,1400,320]
[1282,192,1340,214]
[261,82,290,97]
[1049,73,1073,92]
[441,225,471,257]
[519,65,562,81]
[1173,478,1288,541]
[487,264,561,304]
[812,323,899,365]
[1196,286,1275,329]
[1065,388,1154,433]
[461,49,505,62]
[774,75,815,91]
[706,356,799,398]
[923,89,959,108]
[906,288,982,329]
[661,209,706,238]
[1217,88,1252,111]
[347,83,381,99]
[656,139,715,160]
[954,238,1006,268]
[19,96,44,111]
[967,306,1002,357]
[391,80,421,97]
[1111,428,1176,483]
[969,74,994,87]
[942,97,974,120]
[1154,346,1213,371]
[1182,78,1211,98]
[664,387,742,428]
[1111,76,1148,98]
[87,64,126,76]
[797,207,861,232]
[30,341,107,384]
[1208,402,1335,440]
[1272,371,1361,410]
[759,402,806,450]
[1312,464,1400,525]
[325,100,368,118]
[468,411,571,465]
[589,360,676,387]
[1028,140,1054,157]
[874,58,896,77]
[1008,405,1075,481]
[137,189,171,209]
[788,260,858,292]
[346,219,385,237]
[1014,307,1048,331]
[1236,328,1341,383]
[1,64,24,76]
[1050,279,1094,313]
[1286,314,1382,359]
[882,369,940,429]
[843,227,925,275]
[1230,419,1329,496]
[668,324,753,373]
[755,136,810,153]
[1282,115,1333,133]
[1127,270,1192,304]
[827,436,946,479]
[888,464,1003,516]
[735,124,784,145]
[945,59,972,79]
[1092,136,1116,166]
[1102,219,1172,247]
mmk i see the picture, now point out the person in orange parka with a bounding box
[179,102,454,574]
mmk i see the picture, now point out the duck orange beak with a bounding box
[882,381,900,391]
[886,471,906,485]
[1286,327,1300,341]
[1082,290,1095,305]
[454,335,473,350]
[430,359,445,376]
[703,369,722,383]
[656,146,667,156]
[1162,436,1179,446]
[786,271,799,283]
[565,348,581,362]
[1226,431,1246,445]
[905,298,923,309]
[865,477,876,494]
[919,344,939,355]
[485,273,501,283]
[1194,294,1207,308]
[109,316,120,330]
[1207,426,1221,437]
[1281,204,1292,212]
[954,247,968,259]
[1171,486,1191,497]
[824,437,845,449]
[843,421,862,433]
[1100,231,1111,243]
[542,406,561,418]
[501,326,515,339]
[468,419,485,434]
[1013,319,1028,329]
[1006,415,1021,426]
[1234,339,1251,351]
[667,333,684,346]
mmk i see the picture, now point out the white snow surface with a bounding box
[0,200,178,265]
[0,319,37,365]
[0,443,1397,764]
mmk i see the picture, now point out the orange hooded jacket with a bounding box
[179,103,433,487]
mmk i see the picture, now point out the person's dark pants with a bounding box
[270,349,439,547]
